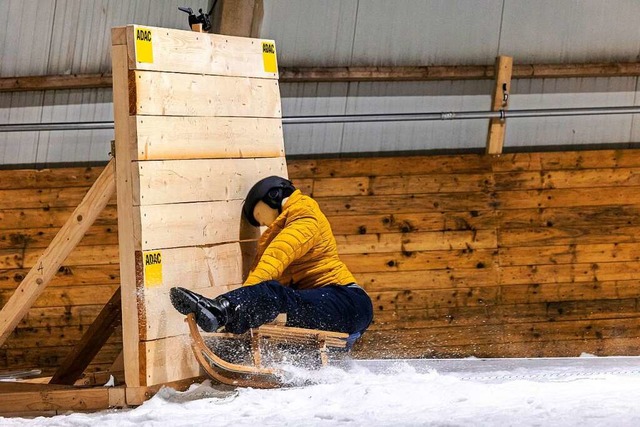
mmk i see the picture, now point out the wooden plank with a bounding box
[500,261,640,285]
[141,335,201,386]
[17,305,105,328]
[499,243,640,266]
[0,187,116,210]
[287,155,492,179]
[124,25,277,79]
[0,160,116,347]
[0,284,119,308]
[357,268,498,292]
[112,42,141,388]
[494,167,640,191]
[491,152,542,172]
[0,265,120,290]
[309,173,493,197]
[316,193,495,216]
[500,281,640,304]
[279,62,640,82]
[371,299,640,330]
[49,287,122,385]
[0,166,105,190]
[0,386,114,413]
[495,187,640,210]
[4,343,121,373]
[0,73,112,93]
[133,116,285,161]
[539,149,640,170]
[137,200,259,250]
[140,243,246,341]
[0,205,117,230]
[326,211,498,235]
[486,56,513,155]
[498,225,640,247]
[355,335,640,359]
[342,249,496,273]
[0,244,119,270]
[3,324,122,349]
[498,206,640,229]
[133,157,287,206]
[8,62,640,94]
[132,71,282,118]
[0,225,118,250]
[335,229,498,254]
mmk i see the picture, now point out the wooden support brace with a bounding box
[486,56,513,155]
[0,158,116,347]
[49,287,122,385]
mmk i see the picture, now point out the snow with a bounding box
[2,358,640,427]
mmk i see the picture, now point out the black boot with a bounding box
[170,287,233,332]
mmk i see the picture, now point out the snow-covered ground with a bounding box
[2,357,640,427]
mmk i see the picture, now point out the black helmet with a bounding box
[243,176,296,226]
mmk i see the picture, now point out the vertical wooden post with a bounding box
[486,56,513,155]
[111,28,141,387]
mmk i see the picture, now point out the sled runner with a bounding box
[185,313,354,388]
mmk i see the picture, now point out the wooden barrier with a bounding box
[111,25,285,388]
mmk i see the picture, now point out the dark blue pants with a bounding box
[222,281,373,335]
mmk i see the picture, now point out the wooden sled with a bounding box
[185,314,352,388]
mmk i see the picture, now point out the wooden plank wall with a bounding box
[288,149,640,358]
[0,167,121,375]
[111,25,286,387]
[1,148,640,376]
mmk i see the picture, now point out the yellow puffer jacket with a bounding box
[243,190,356,289]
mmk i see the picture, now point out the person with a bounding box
[170,176,373,344]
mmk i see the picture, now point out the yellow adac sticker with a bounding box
[262,41,277,73]
[143,250,163,288]
[135,27,154,63]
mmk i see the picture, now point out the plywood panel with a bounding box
[124,25,278,79]
[141,335,200,385]
[137,200,259,250]
[133,116,285,161]
[133,71,282,118]
[134,157,287,206]
[139,243,246,341]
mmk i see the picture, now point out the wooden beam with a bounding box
[4,62,640,92]
[0,159,116,347]
[49,287,122,385]
[218,0,263,37]
[486,56,513,155]
[111,35,141,388]
[0,73,112,92]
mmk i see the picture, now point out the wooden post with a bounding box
[0,159,116,347]
[486,56,513,155]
